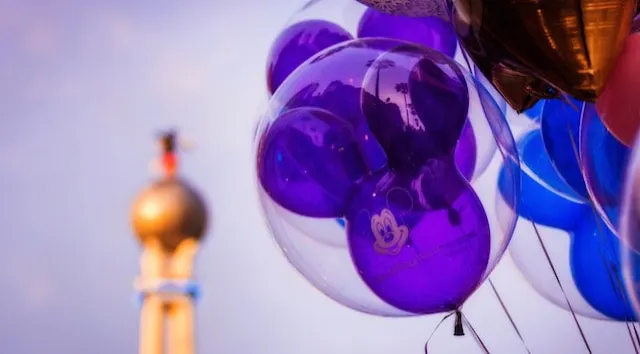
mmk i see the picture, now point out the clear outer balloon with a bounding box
[266,19,353,95]
[500,129,631,321]
[357,7,458,58]
[282,0,499,180]
[580,104,630,234]
[621,132,640,318]
[261,0,486,251]
[255,38,520,316]
[540,97,589,199]
[596,32,640,147]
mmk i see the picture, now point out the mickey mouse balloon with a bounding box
[255,37,520,315]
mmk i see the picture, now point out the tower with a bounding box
[131,131,208,354]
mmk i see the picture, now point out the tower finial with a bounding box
[159,130,179,178]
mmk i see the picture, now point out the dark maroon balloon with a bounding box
[357,8,458,58]
[266,20,353,95]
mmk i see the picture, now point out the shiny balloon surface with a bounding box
[256,38,519,316]
[452,0,636,112]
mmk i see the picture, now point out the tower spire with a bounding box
[131,131,208,354]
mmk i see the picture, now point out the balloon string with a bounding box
[488,278,532,354]
[562,108,640,353]
[530,220,593,354]
[424,311,456,353]
[461,312,491,354]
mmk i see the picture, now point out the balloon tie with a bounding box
[488,278,531,353]
[562,107,640,352]
[424,309,492,353]
[453,310,464,336]
[530,220,593,354]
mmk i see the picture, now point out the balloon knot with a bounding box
[453,310,464,336]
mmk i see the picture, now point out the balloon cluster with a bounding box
[255,0,640,333]
[257,38,519,315]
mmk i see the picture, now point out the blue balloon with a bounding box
[580,104,630,232]
[540,97,589,199]
[524,100,545,121]
[499,129,586,230]
[570,212,637,321]
[499,128,639,321]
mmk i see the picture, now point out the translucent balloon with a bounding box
[262,0,501,250]
[580,103,630,234]
[620,133,640,318]
[500,128,635,321]
[540,97,589,199]
[471,64,540,132]
[255,38,519,316]
[275,0,499,180]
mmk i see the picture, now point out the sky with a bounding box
[0,0,637,353]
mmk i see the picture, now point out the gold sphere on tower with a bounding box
[131,178,208,253]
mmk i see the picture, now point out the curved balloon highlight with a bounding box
[580,104,630,234]
[540,97,589,199]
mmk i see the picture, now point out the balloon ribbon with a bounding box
[530,221,593,354]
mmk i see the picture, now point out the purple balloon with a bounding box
[347,46,488,313]
[357,8,458,58]
[272,39,405,174]
[266,20,353,95]
[346,166,490,314]
[455,120,476,180]
[257,107,368,217]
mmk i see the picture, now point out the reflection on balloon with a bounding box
[500,130,585,230]
[580,104,630,234]
[357,8,458,58]
[266,19,353,95]
[540,97,589,199]
[257,107,369,218]
[256,38,519,316]
[500,129,636,320]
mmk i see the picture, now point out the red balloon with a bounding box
[596,33,640,147]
